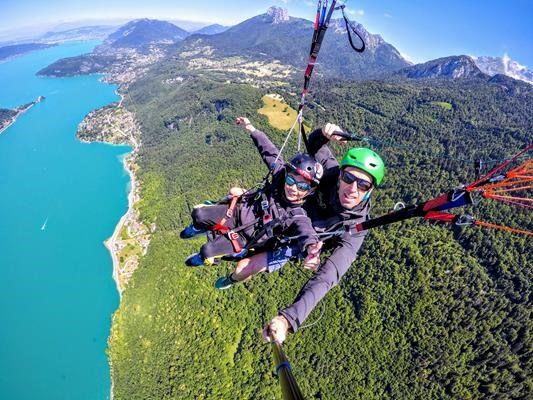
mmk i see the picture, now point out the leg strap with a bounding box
[213,195,239,233]
[227,230,243,253]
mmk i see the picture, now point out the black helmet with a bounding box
[286,153,323,186]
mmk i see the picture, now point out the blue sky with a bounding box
[1,0,532,66]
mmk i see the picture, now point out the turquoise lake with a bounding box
[0,41,130,399]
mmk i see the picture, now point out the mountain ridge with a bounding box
[176,7,410,80]
[104,18,190,49]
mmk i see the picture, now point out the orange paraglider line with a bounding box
[466,144,533,192]
[480,178,533,190]
[474,220,533,236]
[489,185,533,193]
[485,194,533,203]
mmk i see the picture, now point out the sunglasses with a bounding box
[340,170,373,191]
[285,175,312,191]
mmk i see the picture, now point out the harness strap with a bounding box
[212,195,240,234]
[227,230,243,253]
[337,4,365,53]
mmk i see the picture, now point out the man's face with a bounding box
[284,173,312,204]
[337,166,374,209]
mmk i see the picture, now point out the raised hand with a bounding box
[235,116,255,133]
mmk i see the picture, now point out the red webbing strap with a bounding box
[424,211,457,224]
[227,231,243,253]
[212,195,239,233]
[300,0,336,104]
[422,192,451,212]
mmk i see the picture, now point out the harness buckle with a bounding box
[227,230,242,253]
[261,200,269,210]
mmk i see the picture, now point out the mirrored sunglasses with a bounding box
[285,175,312,191]
[340,170,373,191]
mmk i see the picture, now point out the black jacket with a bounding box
[236,129,319,255]
[281,129,370,332]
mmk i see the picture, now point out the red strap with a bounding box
[422,193,450,212]
[227,231,242,252]
[424,211,457,224]
[212,195,239,234]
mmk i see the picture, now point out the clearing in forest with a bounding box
[258,94,311,132]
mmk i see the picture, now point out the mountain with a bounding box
[473,55,533,85]
[37,19,191,78]
[177,6,410,80]
[103,19,190,49]
[393,55,486,80]
[192,24,229,35]
[39,25,118,42]
[0,43,56,61]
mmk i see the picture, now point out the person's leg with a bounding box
[192,204,232,230]
[233,252,269,282]
[181,204,233,239]
[214,245,299,289]
[186,234,232,266]
[214,252,268,289]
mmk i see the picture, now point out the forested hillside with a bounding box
[108,55,532,399]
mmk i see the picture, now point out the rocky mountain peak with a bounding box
[266,6,289,24]
[472,54,532,85]
[395,55,484,80]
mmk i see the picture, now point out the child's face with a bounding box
[284,173,312,204]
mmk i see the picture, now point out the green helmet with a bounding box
[340,147,385,186]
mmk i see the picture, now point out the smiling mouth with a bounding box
[344,193,358,201]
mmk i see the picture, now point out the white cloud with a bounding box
[304,1,314,6]
[347,8,365,16]
[384,13,393,18]
[400,51,415,64]
[279,0,289,3]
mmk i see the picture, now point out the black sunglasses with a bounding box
[340,170,373,191]
[285,175,312,191]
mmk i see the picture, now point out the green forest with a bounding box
[108,56,532,399]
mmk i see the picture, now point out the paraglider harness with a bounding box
[206,178,309,257]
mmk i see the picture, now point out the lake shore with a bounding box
[76,97,147,296]
[0,96,44,134]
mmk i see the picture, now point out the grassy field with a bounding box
[257,94,311,132]
[432,101,453,110]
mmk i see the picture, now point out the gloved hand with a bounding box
[262,315,290,343]
[236,116,255,133]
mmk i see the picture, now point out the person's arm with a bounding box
[307,124,344,183]
[284,213,319,255]
[236,116,282,170]
[280,230,367,333]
